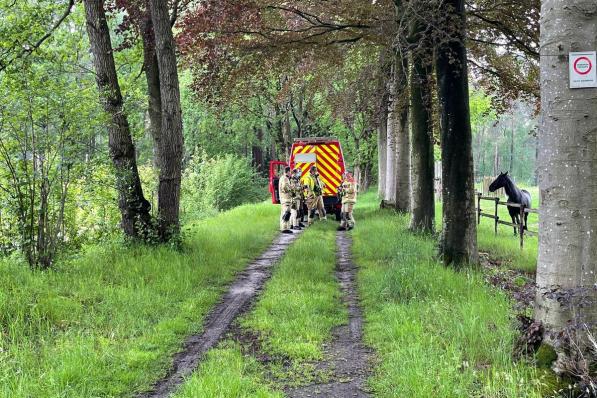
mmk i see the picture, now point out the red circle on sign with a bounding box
[574,56,592,75]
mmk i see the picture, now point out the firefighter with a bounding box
[305,166,326,224]
[293,167,307,226]
[290,167,303,230]
[278,166,293,234]
[337,170,357,231]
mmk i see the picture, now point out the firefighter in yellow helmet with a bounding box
[337,170,357,231]
[278,166,294,234]
[289,167,304,230]
[304,165,326,225]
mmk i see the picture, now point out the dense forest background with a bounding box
[0,0,538,265]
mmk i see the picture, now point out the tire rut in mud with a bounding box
[285,231,373,398]
[137,231,303,398]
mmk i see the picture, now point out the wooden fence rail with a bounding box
[476,193,539,249]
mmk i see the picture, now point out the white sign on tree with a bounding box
[569,51,597,88]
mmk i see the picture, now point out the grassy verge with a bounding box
[0,202,279,398]
[355,191,545,397]
[174,221,344,396]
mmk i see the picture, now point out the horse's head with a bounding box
[489,172,509,192]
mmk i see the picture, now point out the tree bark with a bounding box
[509,117,514,173]
[385,88,397,203]
[377,98,388,198]
[83,0,152,239]
[149,0,184,241]
[409,26,435,233]
[436,0,478,266]
[252,127,265,174]
[535,0,597,355]
[494,140,499,175]
[141,15,163,169]
[394,55,410,212]
[377,51,389,198]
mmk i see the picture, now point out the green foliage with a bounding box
[182,151,268,218]
[0,8,104,265]
[472,97,538,185]
[0,201,279,397]
[0,4,157,263]
[354,191,545,397]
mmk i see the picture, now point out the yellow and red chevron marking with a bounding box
[292,143,342,195]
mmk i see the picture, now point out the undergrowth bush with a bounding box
[182,151,267,219]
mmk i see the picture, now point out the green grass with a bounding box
[173,343,282,398]
[0,202,279,398]
[241,221,345,361]
[174,221,345,396]
[355,191,545,397]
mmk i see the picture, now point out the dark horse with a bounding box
[489,172,532,235]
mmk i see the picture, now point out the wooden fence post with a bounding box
[494,197,499,235]
[477,192,482,225]
[519,205,525,249]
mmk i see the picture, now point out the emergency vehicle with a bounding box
[269,137,346,220]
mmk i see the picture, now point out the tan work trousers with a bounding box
[307,195,326,224]
[290,199,301,227]
[280,202,292,231]
[340,202,355,228]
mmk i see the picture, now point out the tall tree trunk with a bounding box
[394,55,410,212]
[252,127,264,174]
[494,140,499,175]
[377,98,388,198]
[409,25,435,232]
[436,0,478,266]
[141,15,163,169]
[283,105,292,157]
[385,92,397,203]
[377,51,390,198]
[149,0,184,241]
[509,118,514,173]
[83,0,152,239]
[535,0,597,357]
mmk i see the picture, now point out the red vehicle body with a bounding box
[269,137,346,219]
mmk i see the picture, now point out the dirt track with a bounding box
[137,231,302,398]
[285,231,372,398]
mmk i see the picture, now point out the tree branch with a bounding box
[0,0,75,73]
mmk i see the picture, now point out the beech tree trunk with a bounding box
[83,0,152,239]
[149,0,184,241]
[409,26,435,232]
[385,90,397,203]
[535,0,597,356]
[509,119,514,173]
[436,0,478,266]
[394,55,410,212]
[494,141,499,175]
[378,99,388,198]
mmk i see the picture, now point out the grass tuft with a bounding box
[173,343,282,398]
